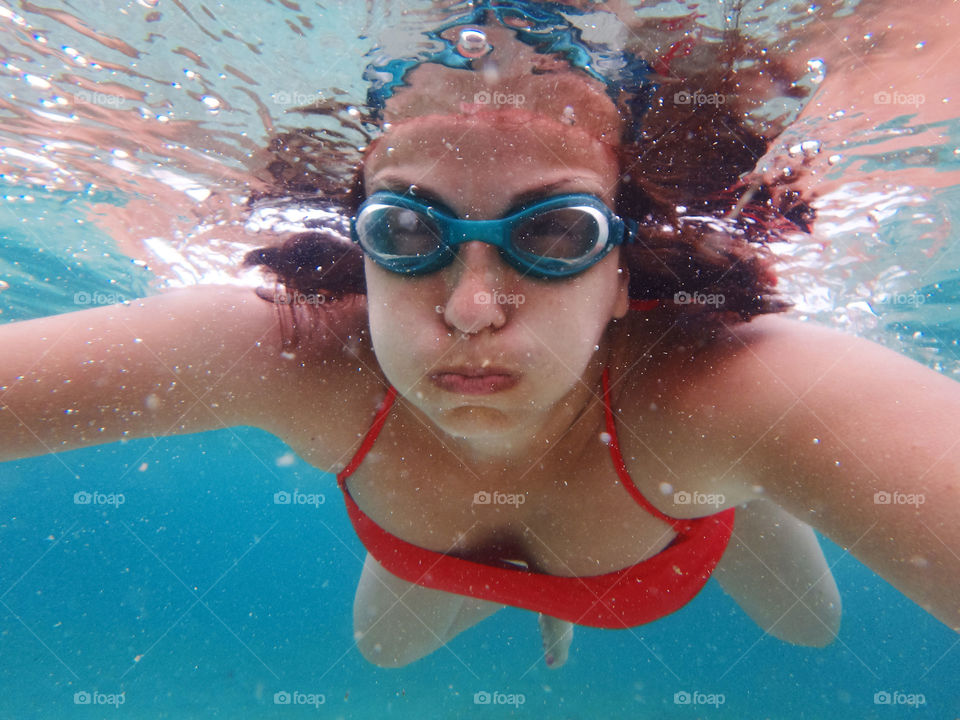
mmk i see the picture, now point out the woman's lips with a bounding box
[430,367,520,394]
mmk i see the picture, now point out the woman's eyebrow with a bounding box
[506,180,590,211]
[371,178,603,213]
[374,180,448,206]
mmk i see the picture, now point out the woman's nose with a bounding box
[440,242,510,335]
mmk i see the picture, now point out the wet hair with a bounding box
[243,9,814,348]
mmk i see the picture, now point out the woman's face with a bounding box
[362,110,629,444]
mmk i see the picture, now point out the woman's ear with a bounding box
[613,262,630,319]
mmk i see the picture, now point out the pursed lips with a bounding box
[429,365,520,394]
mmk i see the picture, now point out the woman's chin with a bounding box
[434,404,519,437]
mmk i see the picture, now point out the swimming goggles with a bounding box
[351,191,635,279]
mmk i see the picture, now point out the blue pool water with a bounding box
[2,1,960,718]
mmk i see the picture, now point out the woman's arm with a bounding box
[0,285,355,463]
[715,315,960,632]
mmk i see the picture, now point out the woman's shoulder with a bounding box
[609,313,864,499]
[136,284,390,469]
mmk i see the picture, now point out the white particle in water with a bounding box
[25,74,51,89]
[659,482,673,495]
[599,431,611,444]
[201,95,220,109]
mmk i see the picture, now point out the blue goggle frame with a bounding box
[351,191,635,279]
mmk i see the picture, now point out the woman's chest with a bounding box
[339,419,684,577]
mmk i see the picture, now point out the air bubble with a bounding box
[457,28,490,58]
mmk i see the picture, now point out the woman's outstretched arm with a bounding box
[713,315,960,632]
[0,285,311,462]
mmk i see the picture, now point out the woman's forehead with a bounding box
[380,62,623,143]
[363,112,621,210]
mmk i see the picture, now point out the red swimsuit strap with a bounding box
[337,385,398,486]
[601,367,692,532]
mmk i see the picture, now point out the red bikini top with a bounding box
[336,367,734,629]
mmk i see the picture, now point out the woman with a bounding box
[1,2,955,670]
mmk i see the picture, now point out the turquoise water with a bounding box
[2,1,960,717]
[2,416,957,718]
